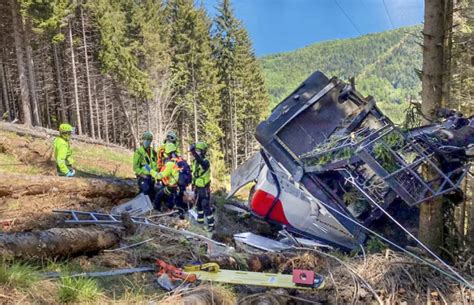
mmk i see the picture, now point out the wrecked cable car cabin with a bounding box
[230,71,472,250]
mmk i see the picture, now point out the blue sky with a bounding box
[203,0,424,56]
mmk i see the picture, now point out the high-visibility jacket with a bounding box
[156,157,180,186]
[133,146,157,176]
[191,158,211,188]
[157,141,181,168]
[53,136,74,175]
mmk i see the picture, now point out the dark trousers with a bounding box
[195,185,214,227]
[154,185,178,212]
[137,175,156,203]
[177,186,187,212]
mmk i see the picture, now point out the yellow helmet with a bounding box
[59,123,73,133]
[164,143,177,155]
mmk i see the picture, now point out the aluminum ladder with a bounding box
[53,209,153,226]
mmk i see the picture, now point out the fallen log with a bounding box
[0,122,128,150]
[0,173,137,198]
[0,227,121,258]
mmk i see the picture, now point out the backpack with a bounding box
[176,158,192,187]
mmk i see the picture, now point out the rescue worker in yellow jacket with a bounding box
[151,143,180,212]
[133,131,158,202]
[53,123,75,177]
[190,141,214,230]
[157,131,180,168]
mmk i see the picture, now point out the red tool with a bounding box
[155,259,197,283]
[292,269,315,286]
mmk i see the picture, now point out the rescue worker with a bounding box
[190,141,214,231]
[133,131,158,202]
[152,143,181,214]
[157,131,180,168]
[54,123,75,177]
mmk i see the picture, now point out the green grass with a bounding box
[0,153,42,175]
[73,143,133,178]
[42,260,84,274]
[57,276,102,303]
[1,129,133,178]
[0,262,40,289]
[75,143,132,164]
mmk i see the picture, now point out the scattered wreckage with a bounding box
[51,197,327,291]
[229,70,473,252]
[26,71,472,291]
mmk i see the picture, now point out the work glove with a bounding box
[66,169,75,177]
[189,144,195,152]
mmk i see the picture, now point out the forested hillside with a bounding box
[0,0,268,170]
[261,26,423,121]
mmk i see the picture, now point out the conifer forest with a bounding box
[0,0,268,171]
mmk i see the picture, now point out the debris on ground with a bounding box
[0,76,472,304]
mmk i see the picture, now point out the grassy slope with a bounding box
[260,25,423,123]
[0,129,237,304]
[0,130,133,178]
[0,130,160,303]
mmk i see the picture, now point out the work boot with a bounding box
[197,210,204,225]
[206,214,215,232]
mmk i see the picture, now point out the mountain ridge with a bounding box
[260,25,423,121]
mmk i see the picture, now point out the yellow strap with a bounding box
[184,263,220,273]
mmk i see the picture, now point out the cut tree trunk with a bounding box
[0,173,136,199]
[0,227,121,258]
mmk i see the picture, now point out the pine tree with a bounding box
[165,0,222,152]
[233,27,269,162]
[213,0,238,168]
[87,0,151,146]
[213,0,268,168]
[130,0,171,143]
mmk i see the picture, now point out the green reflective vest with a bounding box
[53,136,74,175]
[133,146,157,176]
[191,159,211,188]
[156,158,180,186]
